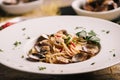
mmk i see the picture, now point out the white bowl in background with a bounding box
[0,0,43,15]
[71,0,120,20]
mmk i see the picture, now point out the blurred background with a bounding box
[0,0,74,22]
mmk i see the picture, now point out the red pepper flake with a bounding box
[70,42,76,47]
[0,22,15,30]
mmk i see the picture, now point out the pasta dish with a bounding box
[27,29,101,64]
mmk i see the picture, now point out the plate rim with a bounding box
[0,16,120,75]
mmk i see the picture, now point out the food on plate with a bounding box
[2,0,38,5]
[81,0,120,12]
[27,29,101,64]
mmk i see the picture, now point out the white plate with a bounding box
[0,16,120,75]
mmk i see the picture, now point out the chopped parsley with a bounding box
[21,55,24,58]
[0,49,3,52]
[109,49,116,57]
[88,30,97,36]
[76,30,100,43]
[38,66,46,71]
[22,28,26,31]
[75,26,85,30]
[13,41,21,47]
[64,36,71,45]
[76,30,87,38]
[101,30,110,34]
[91,62,95,65]
[106,31,110,34]
[113,54,116,57]
[26,36,31,39]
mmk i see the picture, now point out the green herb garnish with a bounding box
[106,31,110,34]
[89,36,100,43]
[75,26,85,30]
[88,30,97,36]
[22,28,26,31]
[76,30,87,38]
[64,36,71,45]
[91,62,95,65]
[0,49,3,52]
[113,54,116,57]
[76,30,100,43]
[101,30,110,34]
[21,55,24,58]
[14,41,21,47]
[38,66,46,71]
[109,49,116,57]
[27,36,31,39]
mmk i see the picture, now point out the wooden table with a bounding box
[0,0,120,80]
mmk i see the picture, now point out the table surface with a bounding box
[0,0,120,80]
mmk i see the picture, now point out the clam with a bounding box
[27,45,48,62]
[34,45,40,52]
[72,51,89,62]
[36,34,49,42]
[72,42,100,63]
[27,53,45,62]
[82,42,101,55]
[27,34,49,62]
